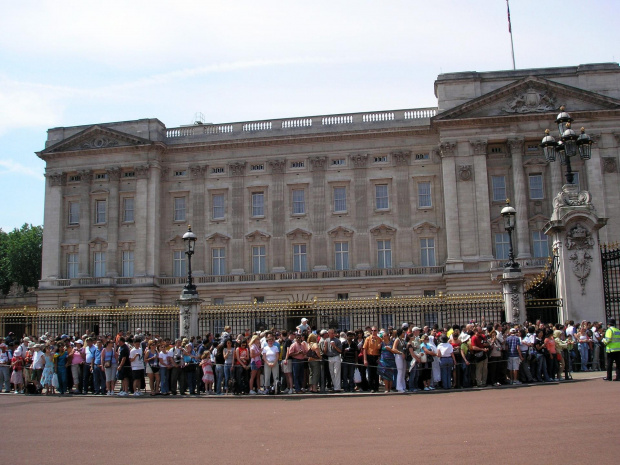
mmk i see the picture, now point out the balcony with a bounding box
[164,107,437,144]
[40,265,445,289]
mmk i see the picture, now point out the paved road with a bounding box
[1,377,617,464]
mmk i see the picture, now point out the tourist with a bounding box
[145,341,160,396]
[363,327,382,393]
[0,343,11,392]
[200,351,214,393]
[377,330,397,393]
[341,331,357,393]
[287,333,307,394]
[262,334,280,393]
[129,338,145,396]
[419,334,434,391]
[248,335,262,394]
[325,329,342,392]
[306,333,321,394]
[158,341,171,395]
[234,338,250,394]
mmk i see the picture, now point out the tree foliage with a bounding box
[0,224,43,294]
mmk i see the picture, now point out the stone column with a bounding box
[106,167,121,277]
[269,160,286,271]
[134,165,149,276]
[229,162,246,273]
[471,140,493,259]
[178,295,204,338]
[393,151,413,266]
[310,157,328,270]
[544,184,607,323]
[507,139,531,259]
[78,170,93,277]
[190,165,207,276]
[499,270,526,324]
[439,142,462,269]
[41,172,66,281]
[351,153,370,269]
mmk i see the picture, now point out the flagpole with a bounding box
[507,0,516,70]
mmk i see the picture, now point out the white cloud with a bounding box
[0,159,44,180]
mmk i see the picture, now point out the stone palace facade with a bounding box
[36,63,620,308]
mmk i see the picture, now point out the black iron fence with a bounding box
[525,256,561,324]
[601,243,620,323]
[1,294,506,340]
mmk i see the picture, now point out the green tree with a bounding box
[0,224,43,294]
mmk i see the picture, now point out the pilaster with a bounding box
[78,170,92,277]
[41,172,65,280]
[439,142,462,269]
[507,138,531,258]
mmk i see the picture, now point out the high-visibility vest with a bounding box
[603,327,620,353]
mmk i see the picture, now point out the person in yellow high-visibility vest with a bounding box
[602,318,620,381]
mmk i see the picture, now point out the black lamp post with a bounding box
[540,106,592,185]
[182,225,198,296]
[501,200,520,271]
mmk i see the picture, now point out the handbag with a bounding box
[353,368,362,384]
[474,350,486,360]
[52,373,59,388]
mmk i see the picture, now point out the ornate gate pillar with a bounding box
[499,270,526,324]
[177,295,204,339]
[544,184,607,323]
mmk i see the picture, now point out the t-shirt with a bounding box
[130,347,144,370]
[118,344,130,368]
[437,342,454,357]
[325,337,342,357]
[506,335,521,357]
[32,350,45,369]
[84,345,95,364]
[262,344,279,364]
[158,350,170,367]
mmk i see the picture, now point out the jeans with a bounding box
[439,358,454,389]
[292,359,304,392]
[57,368,68,394]
[592,344,601,371]
[408,364,419,391]
[578,343,589,371]
[535,353,551,381]
[0,366,11,391]
[341,362,356,392]
[92,366,105,394]
[159,367,169,394]
[224,365,232,391]
[185,369,196,395]
[234,365,249,394]
[215,365,225,394]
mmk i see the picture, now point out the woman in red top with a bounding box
[234,338,250,394]
[544,329,558,380]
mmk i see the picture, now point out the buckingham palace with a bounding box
[35,63,620,308]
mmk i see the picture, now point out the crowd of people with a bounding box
[0,317,618,397]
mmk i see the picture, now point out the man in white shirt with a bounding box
[31,344,45,391]
[129,338,144,396]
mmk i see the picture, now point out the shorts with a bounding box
[507,357,521,371]
[105,366,116,382]
[31,368,43,383]
[250,361,262,371]
[132,369,145,381]
[281,360,292,374]
[119,367,132,381]
[146,365,160,374]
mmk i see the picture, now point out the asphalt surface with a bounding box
[0,375,617,464]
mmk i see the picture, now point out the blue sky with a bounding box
[1,0,619,231]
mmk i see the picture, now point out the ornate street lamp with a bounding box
[540,106,592,184]
[182,225,198,296]
[501,200,520,271]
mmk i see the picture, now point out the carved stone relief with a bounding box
[602,157,617,174]
[135,165,150,179]
[310,156,327,171]
[269,159,286,174]
[391,151,411,166]
[565,223,595,295]
[510,284,520,321]
[507,138,524,154]
[439,142,456,157]
[106,167,121,181]
[470,140,487,156]
[458,165,473,181]
[190,165,208,178]
[502,86,556,114]
[79,170,93,183]
[228,162,246,177]
[71,137,120,151]
[47,172,66,187]
[349,153,368,169]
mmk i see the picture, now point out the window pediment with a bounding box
[245,230,271,242]
[370,224,397,236]
[327,226,354,238]
[206,232,231,244]
[286,228,312,240]
[89,237,108,251]
[412,221,439,234]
